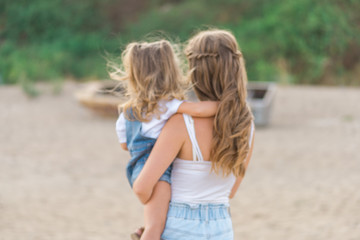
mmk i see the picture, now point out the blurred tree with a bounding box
[0,0,359,86]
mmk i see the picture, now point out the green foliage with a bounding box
[0,0,359,88]
[0,0,119,86]
[121,1,217,42]
[122,0,360,84]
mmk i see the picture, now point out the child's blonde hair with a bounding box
[185,29,253,177]
[109,40,186,121]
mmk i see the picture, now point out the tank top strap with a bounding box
[182,114,204,162]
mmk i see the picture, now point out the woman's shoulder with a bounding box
[193,116,214,129]
[165,113,189,133]
[159,114,188,142]
[165,114,213,137]
[167,113,186,126]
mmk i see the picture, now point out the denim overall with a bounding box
[125,111,172,187]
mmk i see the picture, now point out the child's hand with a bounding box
[120,143,128,151]
[177,101,219,117]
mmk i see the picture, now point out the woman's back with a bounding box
[171,114,236,204]
[161,115,235,240]
[177,115,213,161]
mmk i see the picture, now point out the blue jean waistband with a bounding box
[170,201,230,208]
[168,201,231,221]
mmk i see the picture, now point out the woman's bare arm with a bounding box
[229,130,255,199]
[133,114,186,204]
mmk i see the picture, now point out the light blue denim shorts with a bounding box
[129,156,172,187]
[161,202,233,240]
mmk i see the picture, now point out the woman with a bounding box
[133,29,255,239]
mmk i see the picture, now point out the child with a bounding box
[110,40,218,240]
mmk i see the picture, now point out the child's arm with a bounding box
[177,101,219,117]
[116,113,128,151]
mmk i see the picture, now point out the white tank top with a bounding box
[170,114,237,204]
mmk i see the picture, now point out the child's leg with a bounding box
[140,181,171,240]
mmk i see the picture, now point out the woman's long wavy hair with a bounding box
[108,40,186,121]
[185,29,253,177]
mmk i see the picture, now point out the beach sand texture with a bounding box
[1,82,359,240]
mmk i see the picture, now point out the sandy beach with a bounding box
[0,82,359,240]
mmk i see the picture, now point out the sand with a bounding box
[0,82,359,240]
